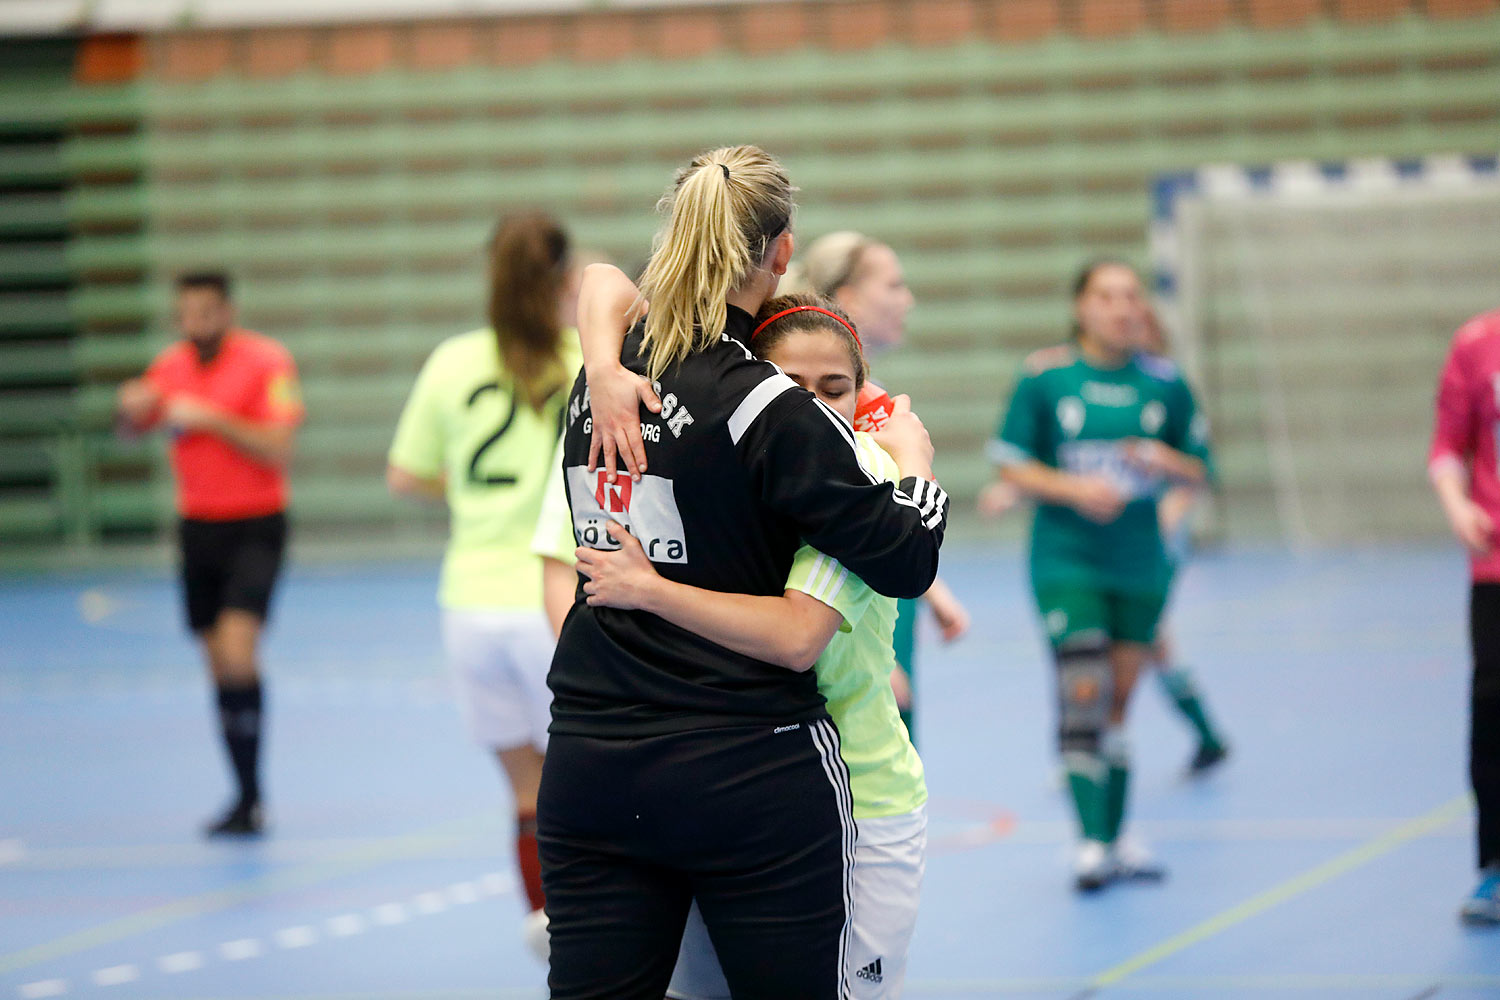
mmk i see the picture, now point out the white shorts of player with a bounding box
[440,608,553,752]
[667,804,927,1000]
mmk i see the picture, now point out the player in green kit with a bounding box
[388,211,579,956]
[986,261,1213,892]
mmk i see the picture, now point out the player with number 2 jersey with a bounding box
[387,212,579,958]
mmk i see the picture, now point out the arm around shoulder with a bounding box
[750,394,948,600]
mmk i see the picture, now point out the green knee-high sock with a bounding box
[1063,751,1110,843]
[1156,665,1224,750]
[1101,727,1130,845]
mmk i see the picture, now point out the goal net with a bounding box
[1151,154,1500,547]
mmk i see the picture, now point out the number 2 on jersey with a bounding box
[467,382,517,486]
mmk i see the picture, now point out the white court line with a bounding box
[324,913,366,937]
[218,938,263,961]
[274,926,318,950]
[90,965,137,987]
[412,891,447,915]
[371,902,408,926]
[0,839,24,865]
[157,951,203,974]
[12,871,515,994]
[479,871,512,895]
[446,881,480,905]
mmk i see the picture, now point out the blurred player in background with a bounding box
[387,211,578,954]
[980,300,1229,777]
[782,231,969,743]
[115,271,303,837]
[985,261,1212,891]
[1429,306,1500,926]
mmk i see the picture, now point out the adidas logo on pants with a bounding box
[856,957,884,983]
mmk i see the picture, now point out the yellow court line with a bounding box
[0,816,498,976]
[1090,794,1472,989]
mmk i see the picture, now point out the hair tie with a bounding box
[751,306,862,349]
[720,164,730,180]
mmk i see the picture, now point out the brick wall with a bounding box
[146,0,1499,81]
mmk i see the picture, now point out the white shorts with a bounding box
[440,608,554,752]
[667,805,927,1000]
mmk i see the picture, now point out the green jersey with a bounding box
[389,328,580,610]
[787,432,927,820]
[990,347,1213,594]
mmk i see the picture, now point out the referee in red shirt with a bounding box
[116,272,304,836]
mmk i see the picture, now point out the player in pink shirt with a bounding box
[1430,307,1500,924]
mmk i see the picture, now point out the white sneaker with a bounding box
[1111,833,1167,882]
[1073,839,1112,892]
[521,908,549,962]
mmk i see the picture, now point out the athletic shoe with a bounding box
[1073,839,1112,893]
[521,908,550,961]
[1188,741,1229,776]
[1111,833,1167,883]
[204,801,264,838]
[1460,869,1500,926]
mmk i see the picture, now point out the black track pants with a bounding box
[538,719,854,1000]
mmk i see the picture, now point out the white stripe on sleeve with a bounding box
[728,372,800,445]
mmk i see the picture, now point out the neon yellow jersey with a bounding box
[786,432,927,820]
[389,328,580,610]
[531,437,575,566]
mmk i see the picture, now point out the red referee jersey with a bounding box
[145,329,304,521]
[1431,309,1500,582]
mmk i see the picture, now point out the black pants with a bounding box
[538,719,853,1000]
[1472,584,1500,869]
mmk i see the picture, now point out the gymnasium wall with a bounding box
[3,0,1498,560]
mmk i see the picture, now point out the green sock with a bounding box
[1063,752,1109,843]
[1102,727,1130,844]
[1157,665,1223,750]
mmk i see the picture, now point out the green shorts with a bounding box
[1033,581,1168,648]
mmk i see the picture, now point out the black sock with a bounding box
[216,681,263,810]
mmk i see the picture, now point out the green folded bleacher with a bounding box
[2,10,1496,556]
[121,13,1497,542]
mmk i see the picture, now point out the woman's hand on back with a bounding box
[587,364,662,483]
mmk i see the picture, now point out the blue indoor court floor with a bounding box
[1,544,1497,1000]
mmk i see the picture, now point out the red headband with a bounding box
[751,306,862,349]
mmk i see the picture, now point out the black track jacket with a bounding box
[549,305,950,737]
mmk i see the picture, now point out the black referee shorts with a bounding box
[178,512,288,634]
[538,719,854,1000]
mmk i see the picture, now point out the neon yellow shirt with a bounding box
[389,328,579,610]
[787,432,927,820]
[531,437,575,565]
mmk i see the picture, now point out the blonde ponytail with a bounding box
[638,145,794,381]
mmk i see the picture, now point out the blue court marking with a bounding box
[1,545,1495,999]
